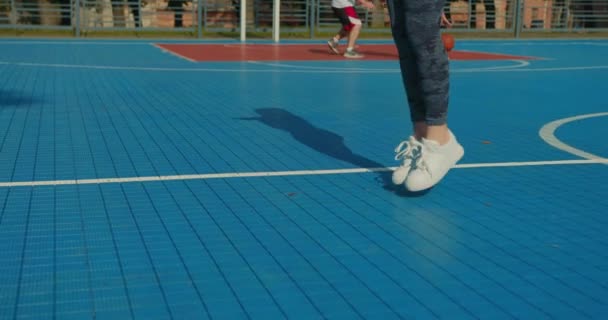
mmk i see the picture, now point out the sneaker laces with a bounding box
[413,140,440,177]
[394,137,422,163]
[413,150,430,175]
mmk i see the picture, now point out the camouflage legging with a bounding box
[386,0,449,125]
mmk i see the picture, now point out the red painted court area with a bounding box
[157,43,538,62]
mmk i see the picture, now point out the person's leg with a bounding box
[388,0,426,129]
[328,7,346,54]
[233,0,240,25]
[345,23,362,51]
[469,0,477,28]
[341,7,364,57]
[484,0,495,29]
[130,1,140,28]
[328,7,363,57]
[174,2,184,28]
[331,7,350,42]
[583,3,595,28]
[388,0,429,184]
[387,0,463,191]
[444,0,451,22]
[175,11,183,27]
[328,22,348,55]
[388,0,428,184]
[405,0,463,191]
[389,0,450,139]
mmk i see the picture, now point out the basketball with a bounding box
[442,33,455,52]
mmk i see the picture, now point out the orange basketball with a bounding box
[442,33,455,52]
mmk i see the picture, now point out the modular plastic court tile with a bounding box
[0,39,607,319]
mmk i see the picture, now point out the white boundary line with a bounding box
[246,59,531,72]
[486,42,608,46]
[152,43,197,63]
[455,65,608,73]
[0,60,403,73]
[246,60,395,71]
[2,60,608,74]
[0,40,605,46]
[1,159,607,188]
[539,112,608,160]
[0,41,154,45]
[482,59,530,70]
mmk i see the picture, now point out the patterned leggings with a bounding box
[387,0,449,125]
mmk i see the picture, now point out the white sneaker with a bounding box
[404,130,464,192]
[392,136,422,185]
[327,39,340,54]
[343,49,364,59]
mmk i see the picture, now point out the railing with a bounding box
[0,0,607,37]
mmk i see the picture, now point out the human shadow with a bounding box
[307,48,398,59]
[0,90,42,107]
[239,108,429,196]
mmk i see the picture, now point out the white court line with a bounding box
[222,44,282,49]
[2,60,607,74]
[539,112,608,160]
[247,60,395,71]
[0,40,605,46]
[0,41,154,45]
[247,59,530,72]
[484,41,608,46]
[0,61,401,73]
[152,43,197,63]
[1,159,607,188]
[454,65,608,73]
[478,59,530,70]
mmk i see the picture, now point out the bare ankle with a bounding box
[425,125,450,145]
[413,122,427,140]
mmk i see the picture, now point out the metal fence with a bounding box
[0,0,607,37]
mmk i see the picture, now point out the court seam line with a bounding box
[1,159,607,188]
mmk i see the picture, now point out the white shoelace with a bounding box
[394,137,422,163]
[413,140,442,177]
[414,150,430,175]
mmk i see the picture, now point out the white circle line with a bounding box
[246,59,531,72]
[483,59,530,70]
[539,112,608,160]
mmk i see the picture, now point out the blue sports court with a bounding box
[0,38,607,319]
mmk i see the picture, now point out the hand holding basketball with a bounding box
[441,13,452,28]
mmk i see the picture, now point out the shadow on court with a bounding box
[0,90,43,107]
[239,108,430,197]
[307,48,399,59]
